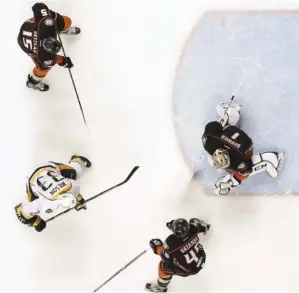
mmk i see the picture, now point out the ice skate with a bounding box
[71,155,92,168]
[61,27,81,35]
[26,75,49,92]
[145,283,167,293]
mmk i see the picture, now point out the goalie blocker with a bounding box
[202,102,285,195]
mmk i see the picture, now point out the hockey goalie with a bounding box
[15,155,91,232]
[202,101,285,195]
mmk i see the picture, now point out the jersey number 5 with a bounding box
[184,241,204,268]
[41,9,49,16]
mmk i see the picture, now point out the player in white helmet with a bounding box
[202,101,285,195]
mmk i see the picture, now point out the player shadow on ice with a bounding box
[173,11,299,194]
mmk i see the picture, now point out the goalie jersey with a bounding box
[202,121,254,173]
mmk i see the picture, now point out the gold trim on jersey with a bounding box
[29,166,57,185]
[27,165,58,202]
[33,216,41,227]
[16,205,32,220]
[26,183,35,202]
[56,163,74,172]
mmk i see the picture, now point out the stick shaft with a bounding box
[93,249,148,292]
[57,33,87,125]
[46,166,139,223]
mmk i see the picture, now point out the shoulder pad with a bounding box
[204,121,223,135]
[32,3,51,22]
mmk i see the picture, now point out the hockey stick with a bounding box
[57,33,88,126]
[93,248,149,292]
[46,166,139,223]
[219,95,235,126]
[224,95,235,112]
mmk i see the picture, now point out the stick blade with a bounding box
[126,166,139,181]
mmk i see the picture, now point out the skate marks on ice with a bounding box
[173,11,299,195]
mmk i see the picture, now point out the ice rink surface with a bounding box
[3,0,299,292]
[2,0,198,292]
[174,11,299,194]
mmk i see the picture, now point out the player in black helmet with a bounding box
[146,218,210,292]
[172,218,189,238]
[42,36,62,54]
[18,2,80,91]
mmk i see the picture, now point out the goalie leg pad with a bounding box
[251,152,285,178]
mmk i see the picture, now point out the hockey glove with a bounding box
[33,216,46,232]
[59,56,74,69]
[75,194,87,211]
[190,218,210,234]
[166,220,175,231]
[15,204,46,232]
[214,173,240,195]
[149,239,163,255]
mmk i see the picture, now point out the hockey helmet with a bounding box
[212,148,230,169]
[42,36,61,54]
[172,218,189,239]
[57,192,77,209]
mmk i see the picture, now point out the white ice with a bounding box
[3,0,299,292]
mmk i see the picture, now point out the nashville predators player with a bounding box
[15,155,91,232]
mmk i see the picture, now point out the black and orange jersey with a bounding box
[17,3,65,70]
[157,220,207,275]
[202,121,253,173]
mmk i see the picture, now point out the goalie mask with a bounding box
[42,36,61,54]
[212,149,230,169]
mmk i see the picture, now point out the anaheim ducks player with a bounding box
[146,218,210,292]
[202,101,285,195]
[15,155,91,232]
[17,2,80,91]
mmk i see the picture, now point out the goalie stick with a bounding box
[46,166,139,223]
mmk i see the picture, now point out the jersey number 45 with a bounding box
[184,242,204,268]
